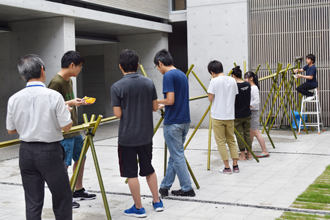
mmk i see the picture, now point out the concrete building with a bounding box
[1,0,329,142]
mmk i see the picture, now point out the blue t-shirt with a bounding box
[163,69,191,125]
[303,65,317,87]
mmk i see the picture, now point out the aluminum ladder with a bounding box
[298,88,324,134]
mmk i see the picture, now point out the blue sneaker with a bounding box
[124,205,147,218]
[153,199,164,212]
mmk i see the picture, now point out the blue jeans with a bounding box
[60,135,85,166]
[160,123,192,192]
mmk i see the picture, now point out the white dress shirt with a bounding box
[250,85,260,111]
[6,81,72,143]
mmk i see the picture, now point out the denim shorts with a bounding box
[60,134,85,166]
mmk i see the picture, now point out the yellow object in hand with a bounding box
[84,96,96,104]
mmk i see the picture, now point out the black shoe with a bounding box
[171,188,195,197]
[73,188,96,201]
[159,188,168,197]
[72,200,80,209]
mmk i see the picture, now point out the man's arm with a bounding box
[208,93,215,102]
[113,107,122,118]
[158,92,175,105]
[297,74,314,80]
[61,120,73,132]
[152,100,158,111]
[7,129,17,135]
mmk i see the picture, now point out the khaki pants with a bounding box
[212,118,239,161]
[234,116,252,152]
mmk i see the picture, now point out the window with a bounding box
[171,0,186,11]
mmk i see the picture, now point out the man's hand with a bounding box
[294,69,299,74]
[158,104,165,109]
[67,98,86,107]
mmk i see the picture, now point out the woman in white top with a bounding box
[244,71,269,158]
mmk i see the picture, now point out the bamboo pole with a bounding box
[192,70,208,93]
[185,156,200,189]
[207,103,212,170]
[186,64,194,77]
[164,142,168,177]
[234,128,259,162]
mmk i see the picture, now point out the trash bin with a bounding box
[292,111,307,129]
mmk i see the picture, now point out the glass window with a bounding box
[171,0,186,11]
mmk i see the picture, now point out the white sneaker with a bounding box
[305,96,314,101]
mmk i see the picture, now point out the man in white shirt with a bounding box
[207,60,240,174]
[6,54,73,220]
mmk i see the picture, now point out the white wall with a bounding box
[77,32,168,124]
[187,0,249,127]
[0,17,75,142]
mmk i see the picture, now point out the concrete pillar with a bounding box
[187,0,249,127]
[0,17,75,142]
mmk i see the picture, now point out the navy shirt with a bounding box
[111,73,157,147]
[163,69,191,125]
[303,65,317,87]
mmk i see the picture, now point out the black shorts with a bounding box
[117,142,155,178]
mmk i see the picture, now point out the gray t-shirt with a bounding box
[111,73,157,147]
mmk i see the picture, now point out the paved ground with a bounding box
[1,123,330,220]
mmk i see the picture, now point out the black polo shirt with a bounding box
[111,73,157,147]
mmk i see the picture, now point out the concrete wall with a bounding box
[77,32,168,125]
[187,0,249,127]
[0,17,75,142]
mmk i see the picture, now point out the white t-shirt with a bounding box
[207,76,238,120]
[250,85,260,111]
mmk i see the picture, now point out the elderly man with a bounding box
[6,54,73,220]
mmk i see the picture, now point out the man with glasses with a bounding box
[48,51,96,209]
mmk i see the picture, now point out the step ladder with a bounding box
[298,88,324,134]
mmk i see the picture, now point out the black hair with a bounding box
[306,54,315,64]
[244,71,260,90]
[119,49,139,73]
[61,51,84,68]
[17,54,45,82]
[153,49,174,67]
[207,60,223,74]
[231,66,242,78]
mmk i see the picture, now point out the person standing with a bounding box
[6,54,73,220]
[48,51,96,209]
[244,71,269,158]
[155,49,195,197]
[207,60,240,174]
[231,66,252,161]
[294,54,317,101]
[111,49,163,218]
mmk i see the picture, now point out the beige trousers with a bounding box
[212,118,239,161]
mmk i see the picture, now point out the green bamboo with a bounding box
[140,64,148,77]
[192,70,208,93]
[207,103,212,170]
[234,62,237,67]
[244,61,247,73]
[234,128,259,162]
[259,118,275,149]
[184,105,211,150]
[262,63,282,132]
[186,64,194,77]
[255,64,261,74]
[185,156,200,189]
[88,134,112,220]
[189,94,208,101]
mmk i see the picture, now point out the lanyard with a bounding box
[26,85,44,88]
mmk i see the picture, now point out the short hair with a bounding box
[231,66,242,78]
[119,49,139,73]
[306,54,316,63]
[61,51,84,68]
[154,49,174,67]
[207,60,223,74]
[17,54,45,82]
